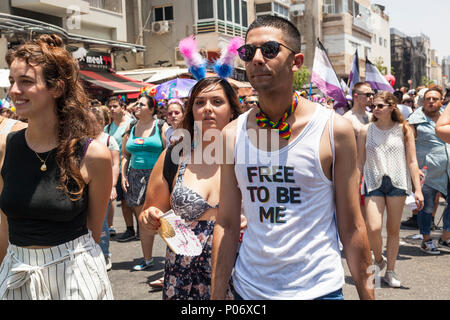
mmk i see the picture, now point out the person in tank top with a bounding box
[121,91,168,271]
[138,77,242,299]
[357,91,423,288]
[210,15,374,300]
[0,34,113,300]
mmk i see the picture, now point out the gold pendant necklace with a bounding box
[34,150,52,171]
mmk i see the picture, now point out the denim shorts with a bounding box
[364,175,408,198]
[231,287,344,300]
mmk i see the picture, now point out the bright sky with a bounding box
[371,0,450,61]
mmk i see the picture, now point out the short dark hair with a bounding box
[106,96,125,107]
[246,15,301,53]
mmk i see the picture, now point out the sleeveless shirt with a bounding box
[233,105,344,300]
[0,129,89,246]
[170,155,219,222]
[125,119,163,170]
[363,123,411,194]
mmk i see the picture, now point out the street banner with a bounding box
[365,58,394,93]
[311,40,347,108]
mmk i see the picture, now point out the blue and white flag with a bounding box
[365,58,394,93]
[348,50,360,96]
[311,40,347,109]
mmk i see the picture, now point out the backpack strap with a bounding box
[163,145,179,194]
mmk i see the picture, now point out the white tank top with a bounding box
[233,105,344,300]
[363,123,411,194]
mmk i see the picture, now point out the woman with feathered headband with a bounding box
[138,36,247,300]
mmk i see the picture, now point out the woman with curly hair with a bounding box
[0,34,114,299]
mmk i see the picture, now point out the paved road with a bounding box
[107,201,450,300]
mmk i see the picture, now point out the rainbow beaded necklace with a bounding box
[255,92,300,140]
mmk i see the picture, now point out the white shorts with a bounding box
[0,232,114,300]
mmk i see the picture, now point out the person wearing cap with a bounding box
[397,94,413,120]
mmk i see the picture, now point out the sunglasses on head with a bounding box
[237,41,297,62]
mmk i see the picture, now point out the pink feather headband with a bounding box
[178,35,244,80]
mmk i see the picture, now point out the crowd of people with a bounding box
[0,15,449,301]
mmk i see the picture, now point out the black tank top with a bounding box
[0,129,90,246]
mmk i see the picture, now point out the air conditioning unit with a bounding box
[290,4,305,17]
[152,21,170,35]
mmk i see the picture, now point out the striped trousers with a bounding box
[0,232,114,300]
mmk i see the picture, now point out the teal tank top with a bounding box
[126,119,164,170]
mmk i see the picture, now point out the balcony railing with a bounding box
[88,0,122,14]
[352,16,372,34]
[195,20,247,37]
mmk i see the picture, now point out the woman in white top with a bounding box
[357,91,424,288]
[90,106,120,271]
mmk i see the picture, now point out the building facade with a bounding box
[126,0,254,81]
[0,0,146,100]
[291,0,382,83]
[390,28,430,88]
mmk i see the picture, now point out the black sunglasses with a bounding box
[372,104,389,109]
[356,91,375,97]
[237,41,297,62]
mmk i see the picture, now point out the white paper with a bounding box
[158,210,202,256]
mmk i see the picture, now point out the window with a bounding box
[242,1,248,27]
[88,0,122,14]
[234,0,240,23]
[384,39,387,47]
[324,0,335,13]
[379,37,382,46]
[154,5,174,21]
[255,3,272,13]
[198,0,213,19]
[218,0,225,20]
[226,0,232,22]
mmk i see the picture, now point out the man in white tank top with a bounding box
[211,16,374,300]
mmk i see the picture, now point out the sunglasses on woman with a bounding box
[237,41,297,62]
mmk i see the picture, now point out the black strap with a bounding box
[163,145,179,194]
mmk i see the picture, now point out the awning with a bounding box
[117,67,189,84]
[144,68,189,83]
[79,70,149,99]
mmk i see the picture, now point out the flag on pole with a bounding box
[365,58,394,93]
[340,79,348,94]
[311,40,347,108]
[348,50,360,96]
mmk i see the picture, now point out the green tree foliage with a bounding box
[293,66,311,91]
[374,57,388,76]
